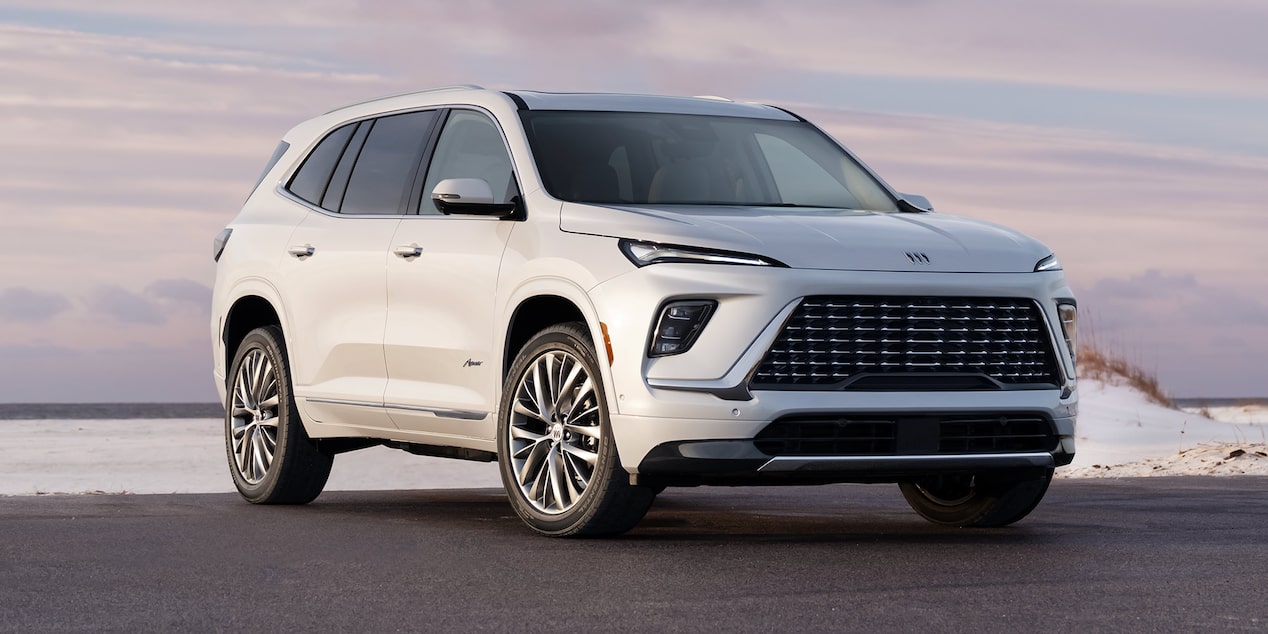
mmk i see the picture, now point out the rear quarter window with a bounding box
[287,124,356,205]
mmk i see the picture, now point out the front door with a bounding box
[383,109,520,441]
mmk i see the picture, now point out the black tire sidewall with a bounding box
[496,325,621,536]
[900,468,1054,527]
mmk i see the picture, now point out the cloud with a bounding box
[1084,269,1268,328]
[87,286,165,325]
[0,287,72,323]
[1076,270,1268,397]
[145,278,212,313]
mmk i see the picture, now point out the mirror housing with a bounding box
[897,192,934,212]
[431,178,517,217]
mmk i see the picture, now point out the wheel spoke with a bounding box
[252,357,273,407]
[571,377,594,408]
[233,425,250,472]
[566,404,599,424]
[547,447,567,511]
[515,439,550,486]
[556,360,585,402]
[511,425,544,442]
[563,422,601,440]
[512,398,544,422]
[531,361,551,422]
[235,371,254,410]
[561,452,584,503]
[258,394,279,412]
[561,442,598,466]
[251,431,269,481]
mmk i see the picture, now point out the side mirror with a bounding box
[898,192,933,212]
[431,178,517,217]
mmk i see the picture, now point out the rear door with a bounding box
[280,109,441,431]
[383,109,519,441]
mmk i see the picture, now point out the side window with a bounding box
[421,111,516,214]
[321,121,371,211]
[341,110,439,215]
[287,123,355,205]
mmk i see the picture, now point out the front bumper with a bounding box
[588,263,1078,476]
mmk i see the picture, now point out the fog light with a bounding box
[649,300,716,357]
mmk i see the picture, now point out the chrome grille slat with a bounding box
[752,295,1060,389]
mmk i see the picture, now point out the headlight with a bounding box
[619,239,786,267]
[649,300,716,357]
[1035,254,1062,271]
[1057,302,1077,367]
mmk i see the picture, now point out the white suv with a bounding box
[211,86,1078,536]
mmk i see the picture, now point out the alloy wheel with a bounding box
[507,350,602,514]
[229,348,281,485]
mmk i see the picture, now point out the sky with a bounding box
[0,0,1265,401]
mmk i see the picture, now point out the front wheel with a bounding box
[899,468,1053,527]
[496,323,655,537]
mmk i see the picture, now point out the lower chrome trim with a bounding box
[304,397,488,421]
[383,402,488,421]
[758,452,1055,473]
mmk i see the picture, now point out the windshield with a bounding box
[521,111,898,211]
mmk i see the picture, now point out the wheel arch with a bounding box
[503,294,588,379]
[223,294,284,379]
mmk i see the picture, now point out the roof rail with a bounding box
[324,85,485,114]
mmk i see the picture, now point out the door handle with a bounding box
[393,244,423,259]
[287,244,315,258]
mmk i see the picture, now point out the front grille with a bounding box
[755,414,1056,456]
[752,296,1060,389]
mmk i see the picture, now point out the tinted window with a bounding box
[288,124,355,205]
[755,134,861,209]
[342,111,439,215]
[522,111,897,211]
[421,111,517,214]
[321,121,370,211]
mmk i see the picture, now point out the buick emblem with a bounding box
[905,251,931,264]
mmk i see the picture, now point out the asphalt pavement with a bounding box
[2,477,1266,632]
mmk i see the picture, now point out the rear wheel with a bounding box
[497,323,655,537]
[225,326,332,504]
[899,468,1053,527]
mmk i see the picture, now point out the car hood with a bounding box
[560,203,1051,273]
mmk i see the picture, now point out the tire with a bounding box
[225,326,332,504]
[496,323,655,537]
[899,467,1053,527]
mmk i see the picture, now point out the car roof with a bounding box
[323,86,797,121]
[506,90,797,120]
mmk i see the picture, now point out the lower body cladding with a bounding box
[631,410,1074,487]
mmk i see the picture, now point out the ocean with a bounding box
[0,403,224,420]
